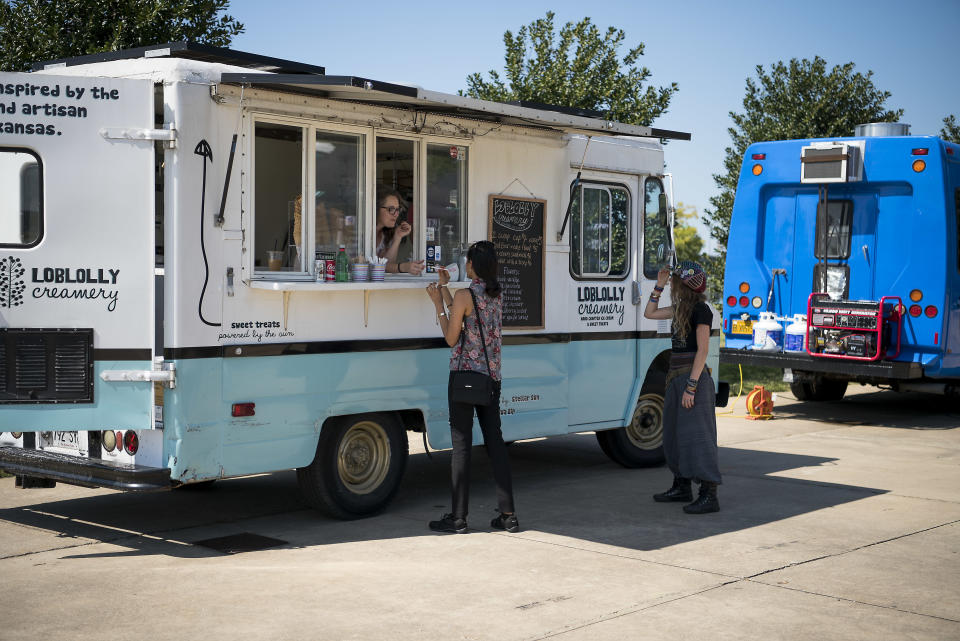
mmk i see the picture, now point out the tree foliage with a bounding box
[702,57,902,293]
[672,202,703,264]
[941,115,960,144]
[0,0,244,72]
[463,11,676,126]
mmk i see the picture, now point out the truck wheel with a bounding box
[297,413,408,519]
[596,393,666,468]
[790,377,847,401]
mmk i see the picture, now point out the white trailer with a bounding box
[0,43,722,516]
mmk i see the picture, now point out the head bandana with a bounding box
[673,260,707,293]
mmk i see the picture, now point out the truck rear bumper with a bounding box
[0,447,170,491]
[720,348,924,380]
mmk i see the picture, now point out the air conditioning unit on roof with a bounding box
[800,142,863,183]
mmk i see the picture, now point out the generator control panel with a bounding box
[806,295,902,361]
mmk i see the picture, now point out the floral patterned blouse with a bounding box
[449,279,502,381]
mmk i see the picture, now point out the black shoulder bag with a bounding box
[449,288,497,405]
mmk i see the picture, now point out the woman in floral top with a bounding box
[425,241,518,534]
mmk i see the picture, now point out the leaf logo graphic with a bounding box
[0,256,26,308]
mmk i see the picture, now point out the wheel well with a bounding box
[397,409,426,433]
[641,349,671,395]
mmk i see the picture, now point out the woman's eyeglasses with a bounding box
[380,205,402,215]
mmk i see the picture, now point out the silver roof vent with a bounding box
[855,122,910,137]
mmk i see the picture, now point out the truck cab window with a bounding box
[642,177,669,279]
[569,182,629,278]
[0,149,42,247]
[254,122,304,273]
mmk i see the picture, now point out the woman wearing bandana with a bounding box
[643,261,721,514]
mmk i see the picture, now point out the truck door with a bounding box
[793,191,877,307]
[0,72,157,431]
[567,177,638,426]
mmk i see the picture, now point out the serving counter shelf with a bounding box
[246,277,470,327]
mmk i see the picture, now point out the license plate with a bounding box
[52,431,80,451]
[732,319,753,335]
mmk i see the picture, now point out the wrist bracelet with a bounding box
[653,285,665,292]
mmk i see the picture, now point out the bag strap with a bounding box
[467,287,493,377]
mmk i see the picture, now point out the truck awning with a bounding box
[218,73,691,140]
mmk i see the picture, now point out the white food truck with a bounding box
[0,43,724,517]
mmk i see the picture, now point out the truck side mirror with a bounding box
[658,193,668,226]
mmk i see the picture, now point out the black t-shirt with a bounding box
[672,302,713,353]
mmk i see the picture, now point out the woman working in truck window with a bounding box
[376,186,423,275]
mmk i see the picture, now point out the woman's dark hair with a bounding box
[467,240,502,297]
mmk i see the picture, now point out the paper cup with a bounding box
[351,263,370,282]
[370,264,385,281]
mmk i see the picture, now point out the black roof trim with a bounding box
[220,73,418,98]
[32,41,325,75]
[508,100,606,120]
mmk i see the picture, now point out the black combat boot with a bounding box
[683,481,720,514]
[653,477,693,502]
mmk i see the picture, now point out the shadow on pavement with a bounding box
[771,388,960,430]
[0,436,881,559]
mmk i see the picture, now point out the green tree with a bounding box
[0,0,243,72]
[672,202,703,264]
[702,57,902,293]
[941,115,960,144]
[463,11,676,126]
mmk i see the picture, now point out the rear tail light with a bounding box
[232,402,256,417]
[739,296,749,307]
[909,305,922,317]
[752,164,763,175]
[102,430,116,452]
[739,282,750,293]
[751,153,766,160]
[911,148,929,155]
[751,297,763,308]
[924,305,938,318]
[123,430,139,455]
[726,296,737,307]
[909,289,923,302]
[912,159,926,172]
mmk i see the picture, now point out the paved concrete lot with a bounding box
[1,386,959,641]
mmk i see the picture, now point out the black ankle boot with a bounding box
[653,477,693,502]
[683,481,720,514]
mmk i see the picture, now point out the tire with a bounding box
[297,413,408,519]
[790,377,847,402]
[595,392,666,468]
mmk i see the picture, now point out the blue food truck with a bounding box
[721,122,960,400]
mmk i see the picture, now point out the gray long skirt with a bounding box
[662,369,722,484]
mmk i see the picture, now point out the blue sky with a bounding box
[228,0,960,249]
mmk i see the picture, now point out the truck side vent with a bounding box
[0,328,94,404]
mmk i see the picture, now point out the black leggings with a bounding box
[448,372,515,519]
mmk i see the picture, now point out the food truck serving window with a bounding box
[570,182,630,279]
[0,148,42,248]
[253,119,365,275]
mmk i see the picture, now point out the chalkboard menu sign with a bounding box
[488,194,545,329]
